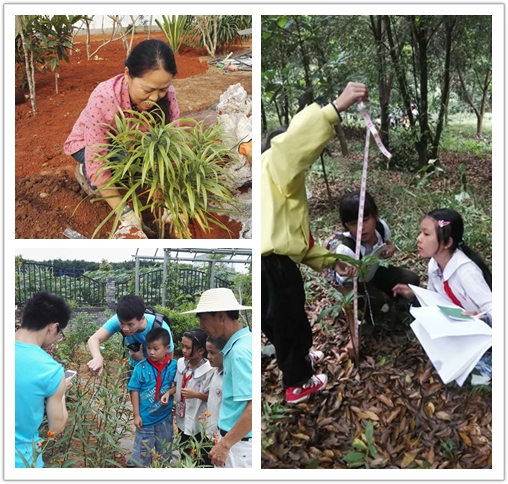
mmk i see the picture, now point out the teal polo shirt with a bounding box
[219,326,252,438]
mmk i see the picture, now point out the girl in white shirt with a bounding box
[393,208,492,381]
[173,328,214,465]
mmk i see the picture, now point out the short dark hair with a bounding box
[339,190,379,227]
[146,327,170,347]
[116,295,145,322]
[206,336,227,351]
[22,292,71,331]
[183,328,208,358]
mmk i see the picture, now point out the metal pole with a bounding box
[135,254,140,296]
[162,249,168,307]
[210,260,216,289]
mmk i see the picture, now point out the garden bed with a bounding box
[15,31,252,239]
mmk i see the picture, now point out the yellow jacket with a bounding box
[261,103,340,272]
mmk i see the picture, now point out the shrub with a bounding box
[92,109,238,239]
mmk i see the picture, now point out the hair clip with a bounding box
[437,220,450,228]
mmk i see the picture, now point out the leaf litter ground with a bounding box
[261,148,492,469]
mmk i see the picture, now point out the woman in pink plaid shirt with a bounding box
[64,39,180,231]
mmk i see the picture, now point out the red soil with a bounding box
[15,31,251,239]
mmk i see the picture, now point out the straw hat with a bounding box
[181,288,252,314]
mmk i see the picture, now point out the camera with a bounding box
[126,342,141,352]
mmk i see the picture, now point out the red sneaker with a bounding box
[285,374,328,404]
[309,350,324,367]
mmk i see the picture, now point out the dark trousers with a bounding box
[363,265,420,314]
[261,254,314,388]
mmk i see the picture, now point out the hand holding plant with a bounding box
[91,108,237,239]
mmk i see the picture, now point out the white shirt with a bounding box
[205,368,223,439]
[335,218,391,284]
[175,357,214,435]
[427,249,492,320]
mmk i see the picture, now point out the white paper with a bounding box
[410,320,492,385]
[409,284,455,307]
[410,306,492,338]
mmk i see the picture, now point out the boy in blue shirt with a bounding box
[87,295,174,374]
[127,327,177,467]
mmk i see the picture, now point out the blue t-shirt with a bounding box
[15,341,63,468]
[219,327,252,438]
[102,312,174,364]
[127,358,177,427]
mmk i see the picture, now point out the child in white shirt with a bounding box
[204,337,226,442]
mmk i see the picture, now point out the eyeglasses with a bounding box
[57,325,65,340]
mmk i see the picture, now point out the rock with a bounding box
[112,225,148,239]
[39,192,49,198]
[216,84,252,188]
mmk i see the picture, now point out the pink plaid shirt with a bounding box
[64,73,180,187]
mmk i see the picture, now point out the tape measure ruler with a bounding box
[351,101,392,360]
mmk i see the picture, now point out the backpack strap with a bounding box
[376,220,386,241]
[341,236,357,255]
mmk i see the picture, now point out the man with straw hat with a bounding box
[182,288,252,468]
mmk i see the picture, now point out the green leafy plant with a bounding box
[155,15,190,53]
[343,420,377,468]
[15,15,82,100]
[91,107,238,239]
[262,400,287,432]
[16,430,57,468]
[141,413,214,468]
[43,362,132,468]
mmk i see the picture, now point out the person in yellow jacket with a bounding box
[261,82,369,404]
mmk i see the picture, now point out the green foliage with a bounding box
[15,15,82,89]
[316,283,355,324]
[140,417,214,467]
[343,420,377,468]
[92,109,237,239]
[155,15,190,53]
[389,125,421,171]
[262,400,287,432]
[153,305,200,356]
[43,363,131,468]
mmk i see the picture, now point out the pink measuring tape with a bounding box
[351,101,392,359]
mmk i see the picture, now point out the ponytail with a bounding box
[460,243,492,291]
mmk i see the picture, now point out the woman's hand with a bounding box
[392,284,415,299]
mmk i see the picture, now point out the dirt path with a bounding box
[15,32,252,239]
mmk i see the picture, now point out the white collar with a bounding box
[429,249,472,280]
